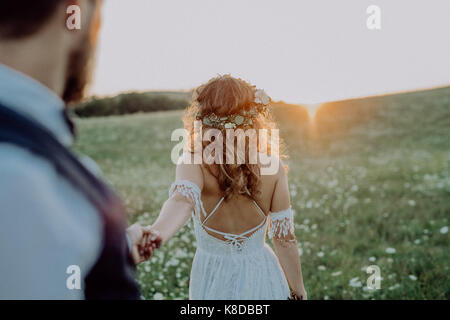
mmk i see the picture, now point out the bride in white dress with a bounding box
[150,75,307,300]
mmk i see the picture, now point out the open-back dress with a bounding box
[169,180,295,300]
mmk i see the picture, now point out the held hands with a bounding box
[126,223,162,265]
[290,287,307,300]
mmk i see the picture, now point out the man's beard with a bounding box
[62,38,96,104]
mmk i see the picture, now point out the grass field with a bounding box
[74,87,450,300]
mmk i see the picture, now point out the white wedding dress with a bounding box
[169,180,294,300]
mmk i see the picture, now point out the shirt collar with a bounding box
[0,63,73,146]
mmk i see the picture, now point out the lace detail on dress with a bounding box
[169,180,206,217]
[194,214,267,255]
[223,234,248,250]
[268,207,295,239]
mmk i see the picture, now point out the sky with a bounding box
[90,0,450,104]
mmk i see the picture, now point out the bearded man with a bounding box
[0,0,161,299]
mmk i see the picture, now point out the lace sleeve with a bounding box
[169,180,206,217]
[268,207,295,240]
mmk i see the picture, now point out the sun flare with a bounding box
[305,103,322,118]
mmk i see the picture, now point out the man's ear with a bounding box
[87,0,103,46]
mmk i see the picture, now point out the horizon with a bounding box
[86,83,450,105]
[84,84,450,119]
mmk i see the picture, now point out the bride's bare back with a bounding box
[199,163,278,240]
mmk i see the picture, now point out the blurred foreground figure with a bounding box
[0,0,160,299]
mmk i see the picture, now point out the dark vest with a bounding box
[0,104,140,299]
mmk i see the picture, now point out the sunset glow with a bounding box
[305,103,322,118]
[91,0,450,104]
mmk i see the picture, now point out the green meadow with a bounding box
[74,87,450,300]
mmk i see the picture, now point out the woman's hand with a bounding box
[293,286,307,300]
[143,226,162,257]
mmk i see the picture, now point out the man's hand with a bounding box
[126,223,162,264]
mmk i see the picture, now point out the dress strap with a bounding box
[239,217,267,236]
[201,197,225,226]
[252,200,267,218]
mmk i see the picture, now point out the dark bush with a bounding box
[74,92,190,117]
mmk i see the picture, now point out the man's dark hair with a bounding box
[0,1,61,39]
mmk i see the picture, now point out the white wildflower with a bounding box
[388,284,401,291]
[385,247,396,254]
[153,293,164,300]
[154,280,162,286]
[254,89,270,105]
[349,277,362,288]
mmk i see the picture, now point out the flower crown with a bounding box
[195,89,270,129]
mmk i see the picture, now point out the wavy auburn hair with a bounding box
[183,75,283,201]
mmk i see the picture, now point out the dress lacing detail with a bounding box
[169,180,268,251]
